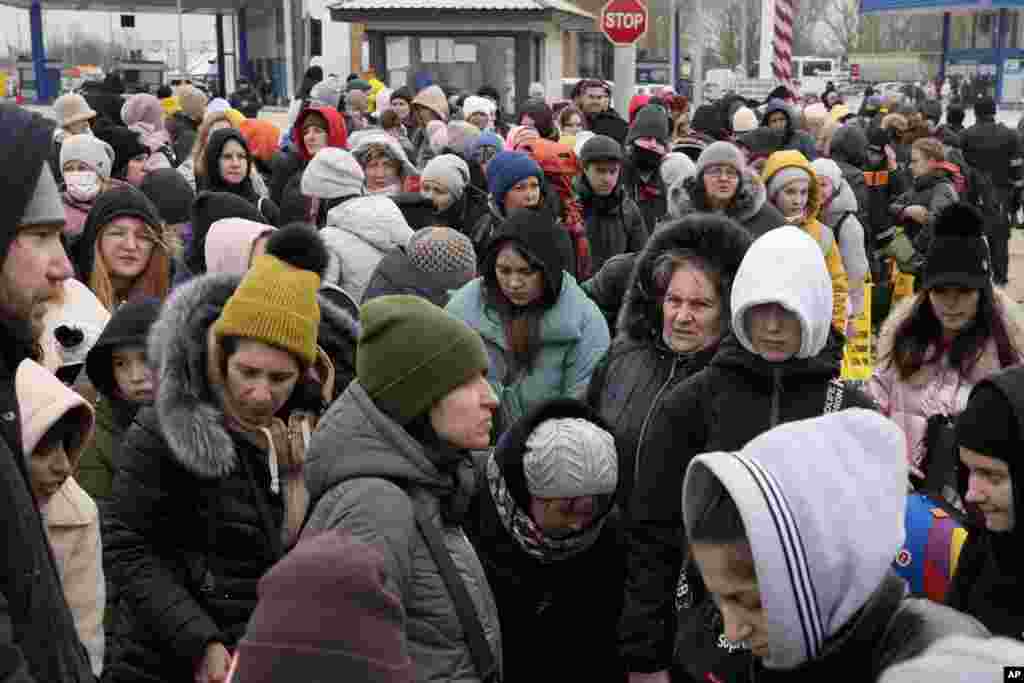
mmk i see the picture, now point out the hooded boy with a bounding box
[761,100,818,160]
[681,410,987,682]
[78,298,161,503]
[949,366,1024,639]
[622,105,670,229]
[761,150,849,334]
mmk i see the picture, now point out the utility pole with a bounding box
[692,0,703,106]
[739,0,747,77]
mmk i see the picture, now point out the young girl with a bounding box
[761,149,850,334]
[16,359,104,676]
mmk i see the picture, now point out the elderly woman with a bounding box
[103,230,341,683]
[350,129,418,196]
[619,226,874,682]
[587,213,752,506]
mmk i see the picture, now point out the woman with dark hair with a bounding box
[198,128,279,224]
[587,213,752,506]
[447,208,610,430]
[869,203,1024,485]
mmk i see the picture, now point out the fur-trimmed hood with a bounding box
[876,287,1024,389]
[673,169,772,224]
[146,272,359,478]
[617,214,753,342]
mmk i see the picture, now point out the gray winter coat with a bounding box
[303,381,502,682]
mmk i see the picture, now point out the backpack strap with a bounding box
[413,503,501,683]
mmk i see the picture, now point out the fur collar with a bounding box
[678,170,768,224]
[147,272,359,478]
[876,287,1024,388]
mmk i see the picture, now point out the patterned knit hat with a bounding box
[212,254,322,366]
[407,227,476,278]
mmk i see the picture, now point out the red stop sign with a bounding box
[600,0,648,47]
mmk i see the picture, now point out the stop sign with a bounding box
[600,0,648,47]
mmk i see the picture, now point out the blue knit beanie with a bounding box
[469,131,505,163]
[487,151,543,210]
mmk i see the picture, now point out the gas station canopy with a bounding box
[1,0,272,12]
[861,0,1024,12]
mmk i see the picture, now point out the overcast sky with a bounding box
[0,7,218,54]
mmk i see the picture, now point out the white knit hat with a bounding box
[523,418,618,499]
[302,147,366,200]
[732,106,758,134]
[60,134,116,180]
[462,95,494,120]
[810,158,843,191]
[53,93,97,128]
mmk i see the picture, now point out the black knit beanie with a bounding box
[957,379,1019,464]
[96,125,148,179]
[922,203,991,291]
[140,168,195,225]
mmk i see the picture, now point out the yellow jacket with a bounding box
[761,150,849,333]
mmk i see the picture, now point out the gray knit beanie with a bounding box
[523,418,618,499]
[767,165,814,199]
[421,154,470,200]
[407,227,476,278]
[579,134,623,165]
[696,141,746,177]
[60,134,115,180]
[22,164,66,228]
[310,76,344,109]
[660,152,697,190]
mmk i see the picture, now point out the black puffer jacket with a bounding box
[102,274,350,683]
[587,216,752,506]
[829,125,872,231]
[670,169,785,238]
[466,399,627,683]
[620,334,876,673]
[576,175,649,272]
[582,252,638,331]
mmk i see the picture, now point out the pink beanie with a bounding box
[205,218,277,276]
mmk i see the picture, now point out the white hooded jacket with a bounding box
[730,225,834,360]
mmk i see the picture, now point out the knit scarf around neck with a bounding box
[485,452,606,563]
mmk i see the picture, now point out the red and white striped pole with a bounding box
[773,0,795,95]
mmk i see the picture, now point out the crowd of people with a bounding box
[1,65,1024,683]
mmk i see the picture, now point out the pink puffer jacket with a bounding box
[868,288,1024,471]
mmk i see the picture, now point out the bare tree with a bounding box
[712,0,760,75]
[791,0,828,56]
[822,0,859,55]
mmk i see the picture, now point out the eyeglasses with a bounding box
[705,166,739,180]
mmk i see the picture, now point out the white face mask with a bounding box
[65,170,101,202]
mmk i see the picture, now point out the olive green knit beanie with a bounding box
[357,295,489,425]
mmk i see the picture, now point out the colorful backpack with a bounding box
[893,493,969,602]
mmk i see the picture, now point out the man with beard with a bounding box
[0,103,93,683]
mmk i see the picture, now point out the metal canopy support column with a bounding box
[30,0,47,103]
[177,0,187,75]
[996,8,1008,103]
[215,12,227,96]
[283,0,295,100]
[238,6,250,81]
[939,11,950,86]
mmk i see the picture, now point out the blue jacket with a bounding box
[446,274,610,428]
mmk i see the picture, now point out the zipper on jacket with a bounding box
[633,355,680,490]
[769,368,782,429]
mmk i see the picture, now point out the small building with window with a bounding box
[327,0,594,111]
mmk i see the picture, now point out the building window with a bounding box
[578,33,612,80]
[385,35,517,108]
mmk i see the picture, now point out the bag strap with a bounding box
[413,503,500,683]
